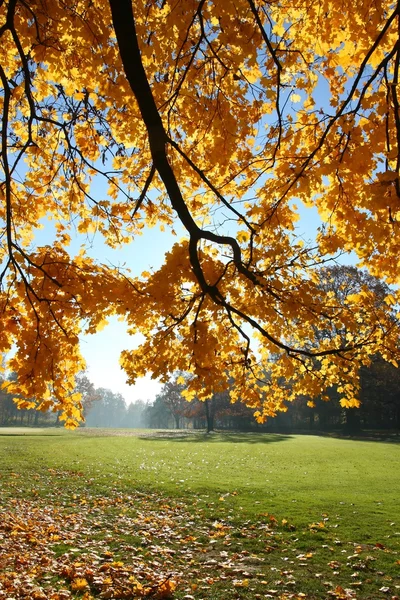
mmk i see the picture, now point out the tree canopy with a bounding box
[0,0,399,426]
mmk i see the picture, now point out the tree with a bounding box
[125,399,147,428]
[315,266,392,431]
[85,388,127,427]
[0,372,57,426]
[360,358,400,429]
[0,375,19,425]
[155,379,188,429]
[143,395,174,429]
[75,372,98,420]
[193,391,254,432]
[1,0,400,427]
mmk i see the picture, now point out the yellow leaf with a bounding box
[71,578,89,591]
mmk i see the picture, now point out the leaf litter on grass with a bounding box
[0,469,399,599]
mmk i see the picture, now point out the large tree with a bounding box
[0,0,399,426]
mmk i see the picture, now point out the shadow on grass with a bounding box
[139,431,293,444]
[319,430,400,444]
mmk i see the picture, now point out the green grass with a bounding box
[0,428,399,599]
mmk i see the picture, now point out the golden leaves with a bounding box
[1,0,400,423]
[0,494,180,599]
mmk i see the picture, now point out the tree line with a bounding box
[2,360,399,434]
[131,358,400,434]
[1,356,399,434]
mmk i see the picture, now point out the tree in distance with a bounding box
[0,0,399,426]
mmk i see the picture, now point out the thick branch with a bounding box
[109,0,250,288]
[108,0,369,361]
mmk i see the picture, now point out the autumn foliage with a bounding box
[0,0,400,426]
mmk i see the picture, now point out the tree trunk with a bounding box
[205,400,214,433]
[343,408,361,435]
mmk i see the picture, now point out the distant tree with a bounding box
[360,358,400,430]
[76,373,99,419]
[125,400,147,428]
[51,372,99,427]
[306,266,394,433]
[155,379,188,429]
[0,375,18,425]
[166,387,255,432]
[85,388,127,428]
[180,398,207,430]
[202,392,248,432]
[0,372,55,426]
[143,396,172,429]
[152,378,240,431]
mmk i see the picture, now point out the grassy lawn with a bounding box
[0,428,399,599]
